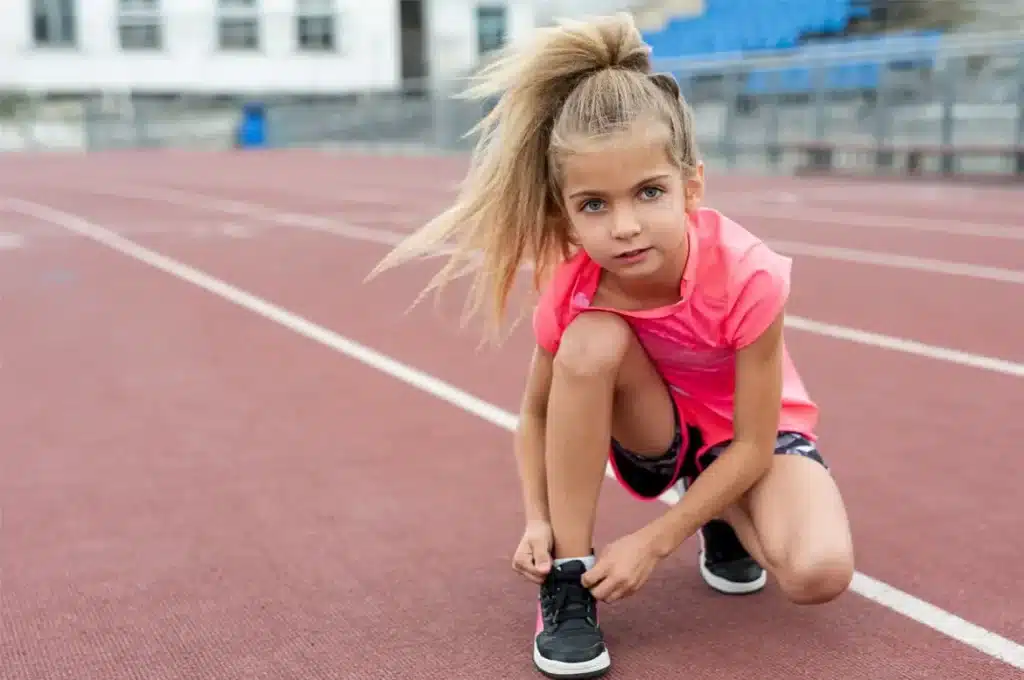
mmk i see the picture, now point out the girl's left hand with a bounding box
[581,528,663,603]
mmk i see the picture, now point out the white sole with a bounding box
[533,643,611,679]
[699,549,768,594]
[697,530,768,595]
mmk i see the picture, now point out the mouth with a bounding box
[615,247,651,259]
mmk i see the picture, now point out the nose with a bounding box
[610,207,642,240]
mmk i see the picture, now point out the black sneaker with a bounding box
[533,560,611,679]
[698,519,766,595]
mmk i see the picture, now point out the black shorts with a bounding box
[609,398,827,499]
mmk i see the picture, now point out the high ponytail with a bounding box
[368,13,699,342]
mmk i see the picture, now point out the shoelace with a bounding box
[544,572,595,628]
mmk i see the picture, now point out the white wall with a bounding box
[425,0,534,85]
[530,0,636,24]
[0,0,535,95]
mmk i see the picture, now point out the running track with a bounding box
[1,149,1022,679]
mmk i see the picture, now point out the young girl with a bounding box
[371,13,855,679]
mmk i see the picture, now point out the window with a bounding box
[296,0,337,52]
[32,0,77,47]
[118,0,162,51]
[476,5,507,56]
[217,0,260,51]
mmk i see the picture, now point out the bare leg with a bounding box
[535,311,743,679]
[545,311,676,560]
[727,455,854,605]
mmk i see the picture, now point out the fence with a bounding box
[3,31,1023,180]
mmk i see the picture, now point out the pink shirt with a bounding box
[532,207,819,452]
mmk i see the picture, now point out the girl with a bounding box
[371,13,855,680]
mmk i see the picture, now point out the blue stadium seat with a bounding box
[641,0,942,96]
[642,0,857,58]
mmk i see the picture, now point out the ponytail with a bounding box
[368,13,699,342]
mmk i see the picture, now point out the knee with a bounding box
[777,547,854,605]
[553,312,634,380]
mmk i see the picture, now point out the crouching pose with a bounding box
[371,13,855,679]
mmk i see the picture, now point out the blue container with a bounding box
[236,102,267,148]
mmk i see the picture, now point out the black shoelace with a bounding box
[543,571,596,629]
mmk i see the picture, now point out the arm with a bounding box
[644,310,785,557]
[515,344,555,523]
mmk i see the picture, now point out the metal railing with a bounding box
[3,31,1023,178]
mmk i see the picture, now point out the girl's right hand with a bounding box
[512,519,554,584]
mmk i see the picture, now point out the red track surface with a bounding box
[2,150,1023,679]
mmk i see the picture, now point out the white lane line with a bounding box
[766,239,1024,285]
[759,183,1023,210]
[6,195,1024,670]
[725,199,1024,240]
[0,231,26,250]
[80,184,1024,256]
[784,316,1024,377]
[70,184,1024,378]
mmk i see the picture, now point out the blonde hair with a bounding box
[368,12,700,340]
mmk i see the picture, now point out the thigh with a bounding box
[603,320,696,499]
[609,327,677,456]
[744,453,850,561]
[738,440,854,602]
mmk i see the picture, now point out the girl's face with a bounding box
[558,131,704,291]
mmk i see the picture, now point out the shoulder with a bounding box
[694,208,792,348]
[693,207,789,279]
[532,250,596,354]
[706,208,791,294]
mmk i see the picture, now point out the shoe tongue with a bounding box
[553,561,592,621]
[555,560,588,577]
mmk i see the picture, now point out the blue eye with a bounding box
[639,186,664,200]
[581,199,604,212]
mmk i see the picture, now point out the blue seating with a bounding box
[643,0,858,57]
[641,0,943,95]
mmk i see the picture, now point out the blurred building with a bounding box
[4,1,1021,99]
[1,0,1021,162]
[0,0,535,96]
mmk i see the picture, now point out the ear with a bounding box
[685,161,705,212]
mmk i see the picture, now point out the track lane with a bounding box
[15,189,1023,651]
[785,256,1024,363]
[26,179,1024,367]
[4,197,1020,680]
[742,215,1024,271]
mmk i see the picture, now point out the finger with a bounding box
[614,581,638,603]
[514,550,548,583]
[523,562,548,583]
[580,561,605,589]
[521,570,546,584]
[603,578,634,603]
[529,542,552,574]
[513,560,545,584]
[593,580,619,602]
[604,587,627,603]
[588,572,617,601]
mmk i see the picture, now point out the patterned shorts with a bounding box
[610,400,827,499]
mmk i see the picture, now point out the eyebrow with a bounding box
[567,174,673,199]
